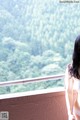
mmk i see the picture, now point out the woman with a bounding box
[65,35,80,120]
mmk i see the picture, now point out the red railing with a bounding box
[0,74,64,87]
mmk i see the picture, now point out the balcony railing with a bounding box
[0,74,64,87]
[0,74,69,120]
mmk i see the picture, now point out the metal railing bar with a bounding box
[0,74,64,87]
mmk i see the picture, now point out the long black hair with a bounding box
[70,35,80,79]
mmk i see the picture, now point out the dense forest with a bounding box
[0,0,80,94]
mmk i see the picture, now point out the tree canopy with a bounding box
[0,0,80,94]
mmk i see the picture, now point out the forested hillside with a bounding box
[0,0,80,94]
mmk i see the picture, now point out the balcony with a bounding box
[0,75,69,120]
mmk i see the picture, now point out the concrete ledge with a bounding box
[0,87,68,120]
[0,87,64,99]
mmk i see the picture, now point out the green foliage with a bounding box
[0,0,80,94]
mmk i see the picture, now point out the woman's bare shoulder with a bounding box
[67,63,72,69]
[66,63,72,72]
[65,63,72,78]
